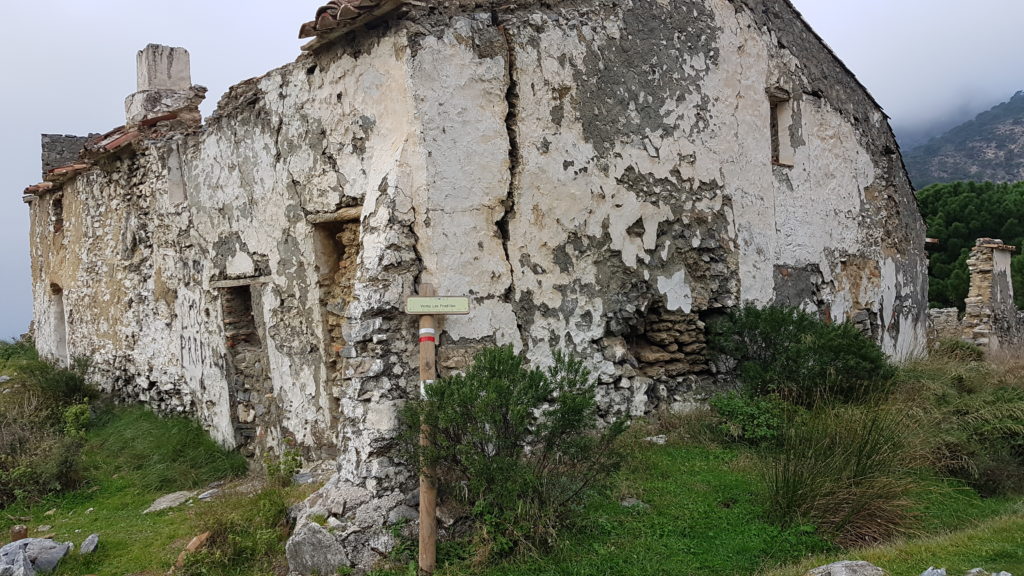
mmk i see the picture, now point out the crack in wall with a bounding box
[497,19,526,348]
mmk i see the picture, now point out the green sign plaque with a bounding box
[405,296,471,315]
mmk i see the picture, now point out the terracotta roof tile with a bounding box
[44,163,92,183]
[23,182,55,195]
[299,0,408,50]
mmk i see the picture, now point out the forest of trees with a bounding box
[918,181,1024,309]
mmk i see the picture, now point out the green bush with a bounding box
[763,405,923,546]
[0,344,96,507]
[709,391,790,446]
[399,346,625,560]
[709,305,895,406]
[0,339,36,367]
[0,390,83,506]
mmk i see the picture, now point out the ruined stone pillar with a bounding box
[124,44,206,127]
[961,238,1021,349]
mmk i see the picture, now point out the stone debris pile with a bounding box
[804,561,1013,576]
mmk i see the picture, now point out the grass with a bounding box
[0,406,249,576]
[400,436,1021,576]
[764,509,1024,576]
[3,336,1022,576]
[399,442,834,576]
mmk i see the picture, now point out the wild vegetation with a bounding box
[918,180,1024,309]
[399,346,626,563]
[3,312,1023,576]
[0,339,296,576]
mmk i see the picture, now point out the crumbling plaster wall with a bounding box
[402,0,926,414]
[290,0,927,571]
[29,32,427,457]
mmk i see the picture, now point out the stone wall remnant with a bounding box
[23,1,929,571]
[962,239,1021,348]
[926,238,1022,350]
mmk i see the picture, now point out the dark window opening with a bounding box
[767,87,794,166]
[51,194,64,234]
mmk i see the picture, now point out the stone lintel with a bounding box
[306,206,363,225]
[210,277,272,289]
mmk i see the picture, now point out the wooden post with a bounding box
[417,284,438,575]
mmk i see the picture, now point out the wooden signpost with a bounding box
[405,285,470,575]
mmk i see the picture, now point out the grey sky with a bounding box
[1,1,1022,339]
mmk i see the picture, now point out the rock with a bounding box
[285,522,349,576]
[292,472,315,485]
[197,489,220,501]
[920,569,946,576]
[78,535,98,556]
[0,376,10,383]
[41,511,55,518]
[0,546,34,576]
[0,539,72,574]
[175,532,211,568]
[601,336,630,363]
[620,497,649,510]
[634,344,673,363]
[387,505,418,525]
[805,561,888,576]
[144,490,195,513]
[644,435,667,445]
[32,528,49,534]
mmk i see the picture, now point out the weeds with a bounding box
[180,487,290,576]
[763,405,924,546]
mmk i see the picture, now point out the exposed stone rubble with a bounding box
[805,561,887,576]
[0,539,72,575]
[805,563,1014,576]
[24,1,930,573]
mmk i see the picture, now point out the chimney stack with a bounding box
[124,44,206,127]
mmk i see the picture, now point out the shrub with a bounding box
[709,390,790,446]
[264,445,303,488]
[763,405,923,546]
[0,389,83,506]
[708,305,895,406]
[0,338,36,367]
[399,346,625,560]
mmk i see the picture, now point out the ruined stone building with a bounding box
[22,0,927,571]
[929,239,1024,349]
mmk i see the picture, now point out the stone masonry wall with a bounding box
[26,1,928,573]
[926,239,1022,350]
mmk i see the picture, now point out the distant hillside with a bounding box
[904,91,1024,189]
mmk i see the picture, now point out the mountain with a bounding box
[904,91,1024,189]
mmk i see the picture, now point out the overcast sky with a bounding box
[1,1,1023,340]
